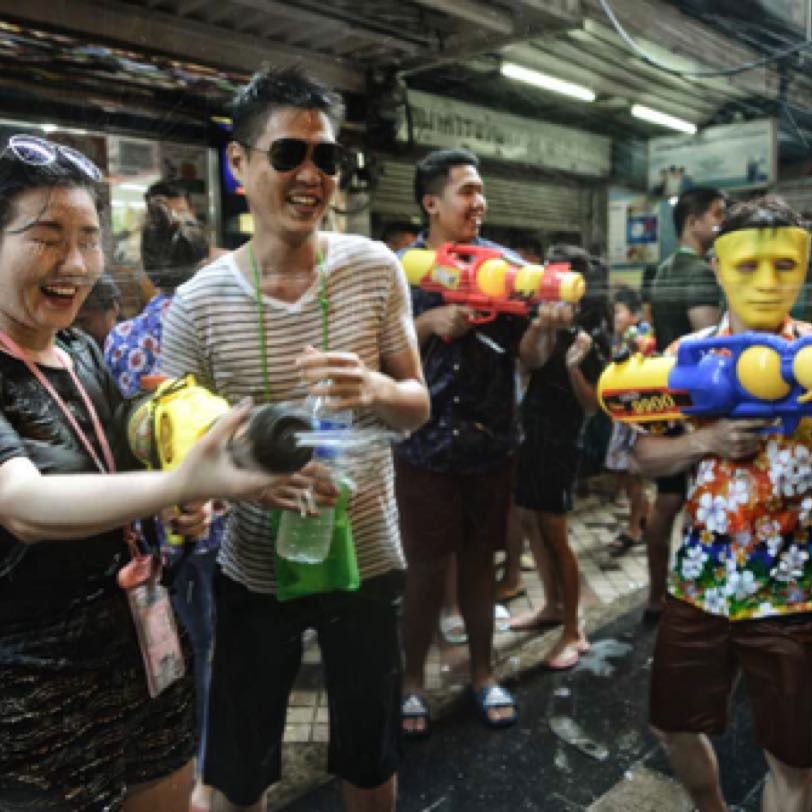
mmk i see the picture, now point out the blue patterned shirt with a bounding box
[104,293,223,556]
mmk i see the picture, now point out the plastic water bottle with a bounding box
[275,393,351,564]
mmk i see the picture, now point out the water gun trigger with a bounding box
[468,311,498,325]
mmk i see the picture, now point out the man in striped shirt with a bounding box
[160,66,428,812]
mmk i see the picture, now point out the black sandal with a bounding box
[401,693,431,739]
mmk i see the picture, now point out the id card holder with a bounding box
[118,549,185,698]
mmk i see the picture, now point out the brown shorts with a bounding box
[650,595,812,767]
[394,457,514,562]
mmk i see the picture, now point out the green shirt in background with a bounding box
[651,247,721,352]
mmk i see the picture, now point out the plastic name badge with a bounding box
[118,554,185,697]
[273,485,360,602]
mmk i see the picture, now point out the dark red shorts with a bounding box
[394,458,514,562]
[650,595,812,767]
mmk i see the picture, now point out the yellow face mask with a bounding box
[714,226,811,330]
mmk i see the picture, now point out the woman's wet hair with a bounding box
[141,201,209,291]
[548,243,613,358]
[0,137,102,233]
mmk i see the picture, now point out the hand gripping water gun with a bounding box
[123,375,314,544]
[400,243,586,324]
[597,332,812,434]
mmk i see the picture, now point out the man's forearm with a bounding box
[370,373,430,431]
[630,429,713,478]
[519,324,555,370]
[414,311,436,347]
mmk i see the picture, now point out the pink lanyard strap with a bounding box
[0,330,116,475]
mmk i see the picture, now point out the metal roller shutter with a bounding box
[372,160,587,232]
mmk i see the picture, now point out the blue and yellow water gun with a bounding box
[597,331,812,434]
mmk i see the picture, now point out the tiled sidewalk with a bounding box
[268,477,654,809]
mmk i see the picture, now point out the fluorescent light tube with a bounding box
[631,104,697,134]
[501,62,596,102]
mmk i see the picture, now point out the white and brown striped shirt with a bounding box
[159,232,415,593]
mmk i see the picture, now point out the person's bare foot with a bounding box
[509,607,563,631]
[495,579,527,602]
[543,631,590,669]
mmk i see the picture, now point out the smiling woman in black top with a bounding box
[0,137,290,811]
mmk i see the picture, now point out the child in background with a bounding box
[605,286,654,556]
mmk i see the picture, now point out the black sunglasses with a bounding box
[241,138,343,175]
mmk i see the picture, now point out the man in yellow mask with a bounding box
[632,196,812,812]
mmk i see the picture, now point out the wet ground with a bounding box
[281,604,766,811]
[265,481,769,811]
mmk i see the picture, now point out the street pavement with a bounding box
[267,481,769,811]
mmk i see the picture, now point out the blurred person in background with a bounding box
[74,270,121,348]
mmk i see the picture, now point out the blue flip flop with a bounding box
[401,693,431,739]
[472,683,518,729]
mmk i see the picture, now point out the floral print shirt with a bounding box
[669,316,812,620]
[104,292,223,558]
[104,293,172,398]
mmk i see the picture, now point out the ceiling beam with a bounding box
[582,0,792,102]
[0,0,364,92]
[499,44,719,122]
[411,0,515,36]
[514,0,583,24]
[229,0,427,53]
[175,0,212,16]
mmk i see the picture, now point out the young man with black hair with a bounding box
[396,148,527,736]
[632,196,812,811]
[644,186,726,622]
[160,66,428,812]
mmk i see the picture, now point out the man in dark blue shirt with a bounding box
[396,149,527,736]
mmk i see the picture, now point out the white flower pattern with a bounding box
[695,492,729,534]
[681,545,709,580]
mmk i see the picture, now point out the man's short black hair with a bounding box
[673,186,725,236]
[717,195,806,238]
[231,66,343,147]
[413,149,479,218]
[613,285,642,315]
[145,180,189,203]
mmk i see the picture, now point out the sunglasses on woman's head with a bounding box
[241,138,344,175]
[5,135,103,182]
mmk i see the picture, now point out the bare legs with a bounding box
[623,472,650,542]
[124,760,194,812]
[512,508,585,665]
[651,729,726,812]
[402,552,449,735]
[644,491,683,615]
[342,776,397,812]
[401,544,512,726]
[653,729,812,812]
[495,503,526,600]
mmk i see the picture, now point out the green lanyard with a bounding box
[248,240,330,402]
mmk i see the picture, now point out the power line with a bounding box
[598,0,812,78]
